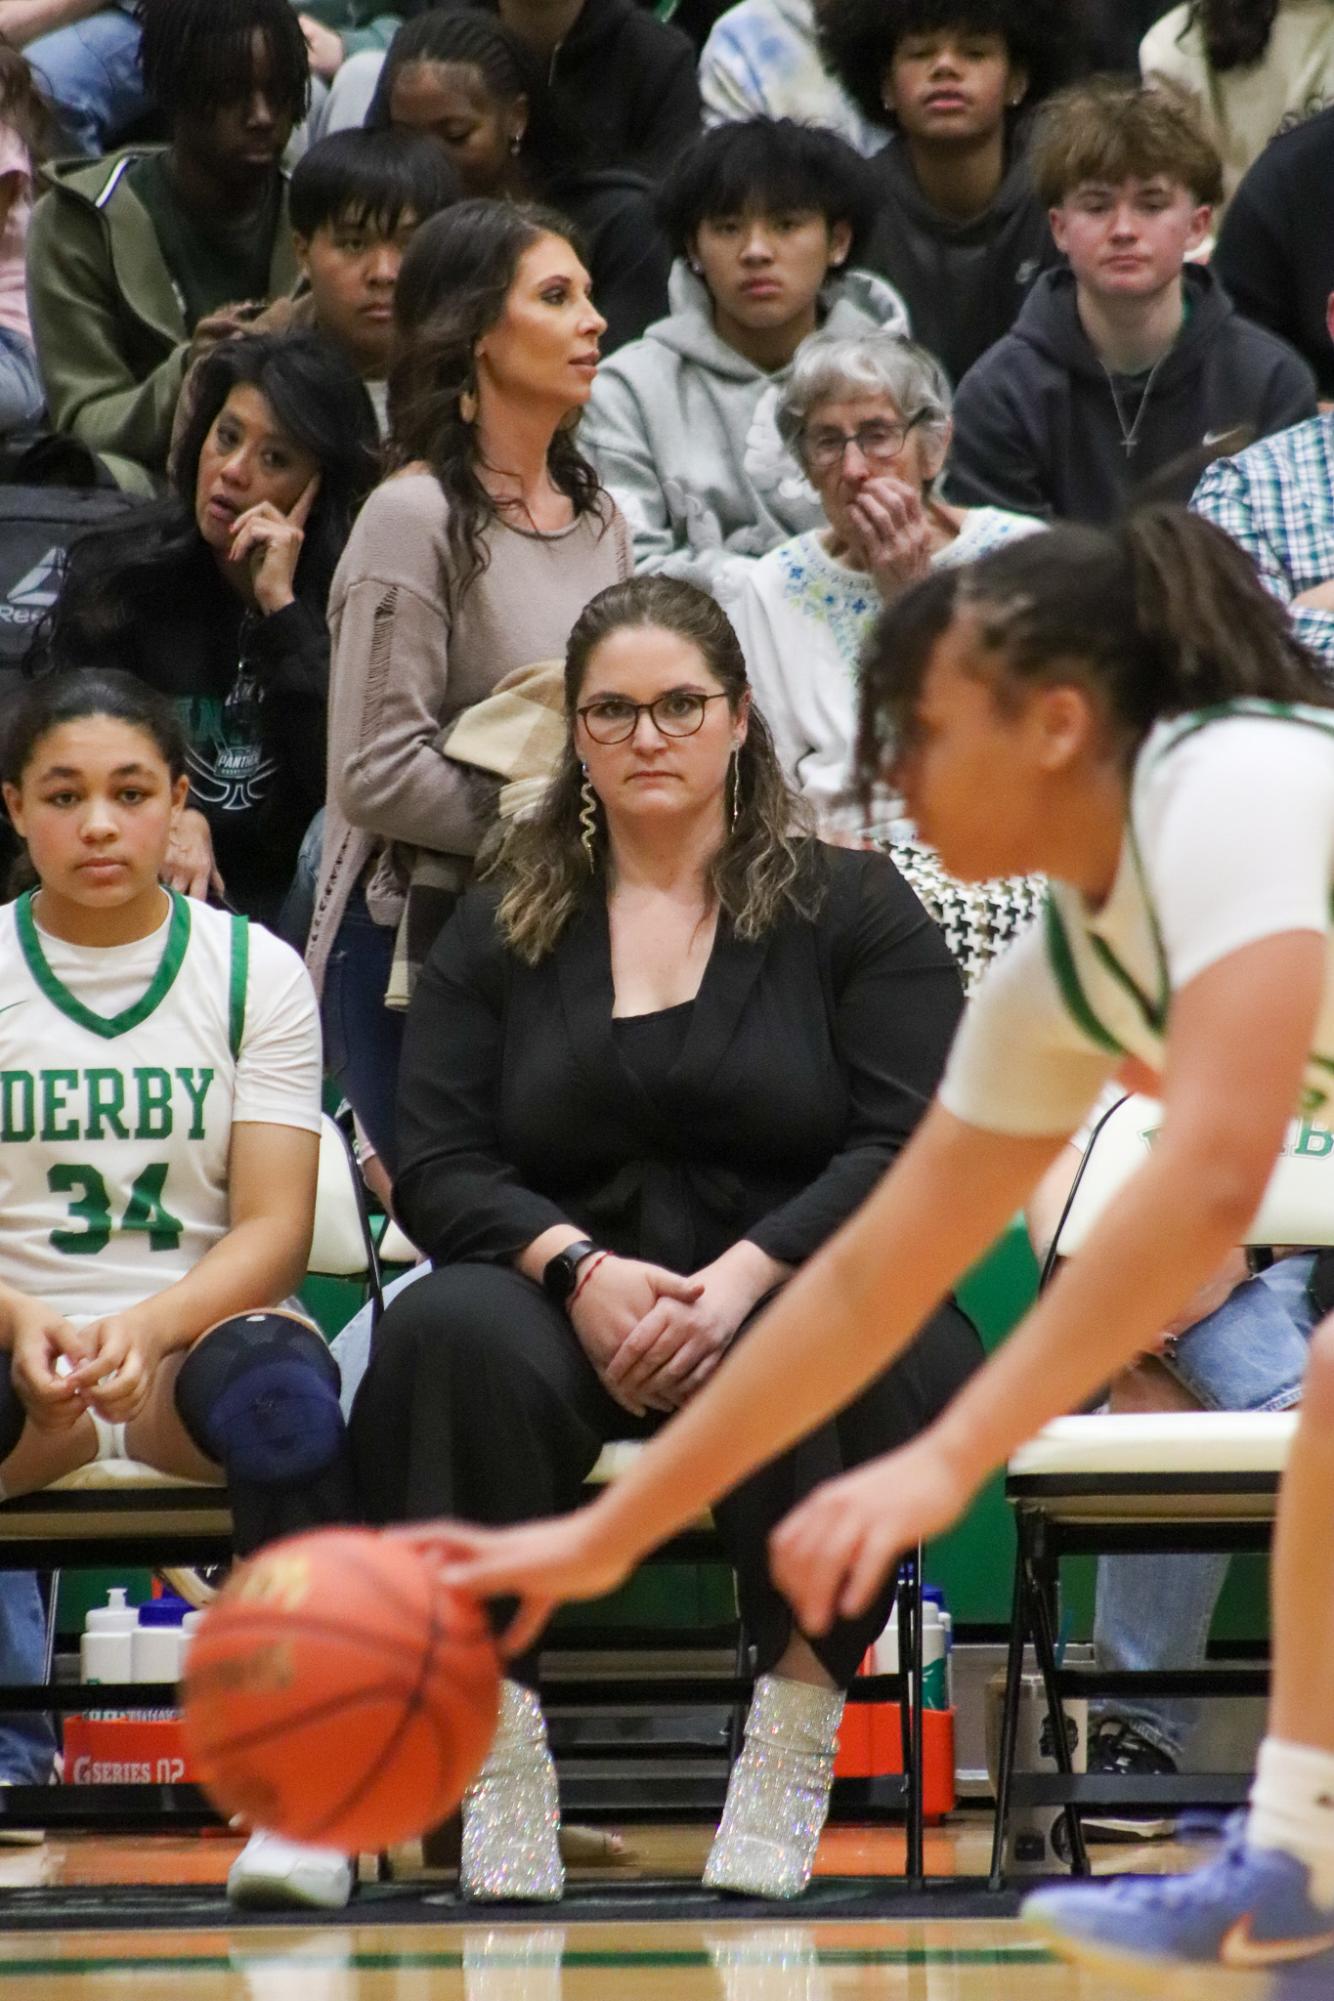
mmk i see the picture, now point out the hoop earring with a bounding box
[728,749,741,834]
[579,765,599,870]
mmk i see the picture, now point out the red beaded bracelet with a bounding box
[569,1249,611,1308]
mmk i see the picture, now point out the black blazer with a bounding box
[394,844,964,1275]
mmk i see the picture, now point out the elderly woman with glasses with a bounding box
[349,571,982,1904]
[729,330,1042,837]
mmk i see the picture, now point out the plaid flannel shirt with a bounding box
[1192,415,1334,672]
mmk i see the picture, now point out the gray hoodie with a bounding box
[579,260,909,596]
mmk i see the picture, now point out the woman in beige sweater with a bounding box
[1141,0,1334,212]
[306,198,630,1174]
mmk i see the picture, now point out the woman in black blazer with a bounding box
[350,575,982,1902]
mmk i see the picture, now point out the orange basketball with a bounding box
[181,1527,500,1851]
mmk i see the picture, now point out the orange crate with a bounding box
[63,1715,198,1785]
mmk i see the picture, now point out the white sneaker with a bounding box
[226,1828,354,1910]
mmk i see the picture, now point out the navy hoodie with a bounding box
[947,264,1317,525]
[859,133,1060,384]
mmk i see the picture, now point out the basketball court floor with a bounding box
[0,1819,1282,2001]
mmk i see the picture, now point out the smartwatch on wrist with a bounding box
[542,1238,600,1306]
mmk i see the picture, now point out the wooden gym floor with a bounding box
[0,1818,1275,2001]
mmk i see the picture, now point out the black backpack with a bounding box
[0,433,144,672]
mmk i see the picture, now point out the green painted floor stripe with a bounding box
[0,1945,1056,1977]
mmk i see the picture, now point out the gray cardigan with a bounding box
[306,468,630,995]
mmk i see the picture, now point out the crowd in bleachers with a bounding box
[0,0,1330,1916]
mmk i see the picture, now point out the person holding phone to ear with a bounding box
[25,329,379,931]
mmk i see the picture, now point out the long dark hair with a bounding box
[3,668,187,788]
[27,330,379,676]
[491,576,819,964]
[388,199,606,598]
[1185,0,1281,71]
[855,505,1334,805]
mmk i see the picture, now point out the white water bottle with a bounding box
[178,1610,203,1674]
[131,1598,191,1686]
[81,1587,135,1685]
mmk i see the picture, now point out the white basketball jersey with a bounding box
[0,892,320,1325]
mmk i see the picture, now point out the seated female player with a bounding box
[349,573,982,1901]
[0,669,356,1909]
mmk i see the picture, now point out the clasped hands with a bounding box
[8,1300,162,1433]
[569,1247,771,1417]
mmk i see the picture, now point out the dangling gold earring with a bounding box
[579,765,599,870]
[459,382,478,425]
[728,749,741,834]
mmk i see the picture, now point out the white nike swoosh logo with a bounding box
[1202,429,1238,447]
[1220,1914,1334,1967]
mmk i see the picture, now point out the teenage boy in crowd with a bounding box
[184,126,458,437]
[581,116,907,597]
[26,0,309,493]
[8,2,413,159]
[815,0,1073,384]
[948,78,1315,526]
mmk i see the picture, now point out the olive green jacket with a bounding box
[27,148,297,494]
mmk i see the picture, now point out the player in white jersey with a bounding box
[0,669,357,1910]
[410,507,1334,1974]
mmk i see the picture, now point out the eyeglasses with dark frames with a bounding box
[801,413,928,470]
[576,689,730,745]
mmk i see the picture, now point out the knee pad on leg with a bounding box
[174,1311,345,1486]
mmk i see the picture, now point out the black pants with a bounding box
[349,1264,983,1688]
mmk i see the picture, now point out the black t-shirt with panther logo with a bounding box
[46,544,329,928]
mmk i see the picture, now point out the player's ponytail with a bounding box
[2,669,188,789]
[855,504,1333,803]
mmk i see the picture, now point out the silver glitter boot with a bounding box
[703,1674,845,1898]
[461,1680,564,1902]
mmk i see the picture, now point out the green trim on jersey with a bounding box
[1043,898,1124,1055]
[15,890,191,1041]
[1044,698,1334,1058]
[227,914,248,1060]
[1148,698,1334,767]
[1084,824,1172,1042]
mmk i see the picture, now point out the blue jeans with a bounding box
[1094,1254,1319,1760]
[321,886,405,1178]
[0,1573,56,1784]
[25,6,147,157]
[0,329,44,436]
[276,808,323,954]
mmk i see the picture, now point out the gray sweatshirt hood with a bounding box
[581,259,910,595]
[650,259,909,376]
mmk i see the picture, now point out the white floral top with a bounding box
[728,507,1043,829]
